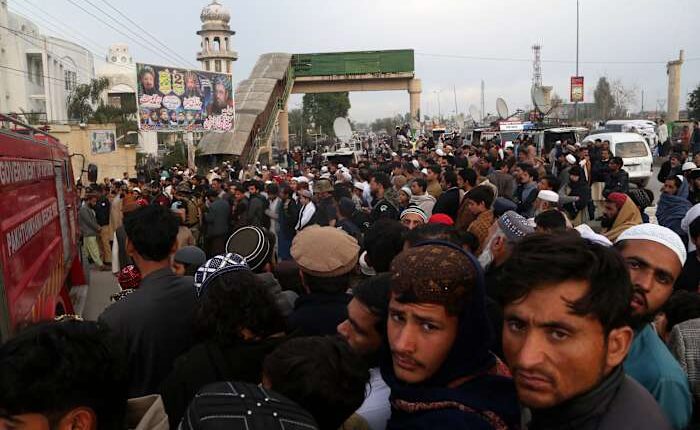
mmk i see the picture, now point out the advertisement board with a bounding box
[90,130,116,154]
[136,63,234,131]
[570,76,584,103]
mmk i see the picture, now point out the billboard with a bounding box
[136,63,234,131]
[90,130,116,154]
[570,76,584,103]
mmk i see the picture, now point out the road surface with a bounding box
[81,267,120,321]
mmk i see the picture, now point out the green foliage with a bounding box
[689,84,700,120]
[302,92,350,138]
[370,114,406,133]
[594,77,615,120]
[67,77,110,123]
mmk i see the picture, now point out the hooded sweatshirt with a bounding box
[410,193,437,217]
[380,245,520,429]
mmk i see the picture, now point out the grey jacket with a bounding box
[79,203,100,237]
[527,368,670,430]
[204,198,230,238]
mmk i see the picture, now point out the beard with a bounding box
[600,214,615,229]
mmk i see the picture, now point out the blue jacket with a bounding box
[624,324,692,429]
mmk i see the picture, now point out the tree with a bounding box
[610,79,637,118]
[594,77,615,120]
[302,92,350,138]
[288,108,304,145]
[689,84,700,120]
[67,77,110,123]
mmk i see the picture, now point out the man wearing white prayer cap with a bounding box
[614,224,692,429]
[534,189,559,216]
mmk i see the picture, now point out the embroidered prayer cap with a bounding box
[181,381,318,430]
[226,226,273,271]
[194,253,250,299]
[390,243,477,315]
[497,210,534,242]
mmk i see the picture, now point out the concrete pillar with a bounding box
[408,78,422,131]
[667,50,684,122]
[278,107,289,152]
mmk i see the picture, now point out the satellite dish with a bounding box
[333,117,352,143]
[496,98,509,119]
[468,105,480,121]
[531,85,551,115]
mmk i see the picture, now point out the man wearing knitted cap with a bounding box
[382,243,520,429]
[615,224,692,429]
[288,226,360,336]
[601,192,642,241]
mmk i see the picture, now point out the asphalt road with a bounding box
[81,267,119,321]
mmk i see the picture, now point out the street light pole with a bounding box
[434,90,442,122]
[575,0,580,122]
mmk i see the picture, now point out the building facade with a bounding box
[0,0,94,122]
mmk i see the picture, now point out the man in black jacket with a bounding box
[603,157,630,196]
[500,233,670,430]
[369,172,399,224]
[288,226,359,336]
[99,205,196,398]
[432,169,461,221]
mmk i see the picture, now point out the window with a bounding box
[108,95,122,108]
[226,61,231,73]
[215,60,221,73]
[205,60,210,71]
[213,37,220,51]
[614,141,649,158]
[64,70,77,91]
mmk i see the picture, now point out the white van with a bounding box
[582,132,653,187]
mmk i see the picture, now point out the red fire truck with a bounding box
[0,114,87,341]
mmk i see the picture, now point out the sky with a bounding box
[10,0,700,123]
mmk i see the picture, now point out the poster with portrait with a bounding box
[90,130,116,154]
[136,63,235,132]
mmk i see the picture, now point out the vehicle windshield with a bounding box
[615,141,648,158]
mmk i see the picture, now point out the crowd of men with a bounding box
[5,130,700,430]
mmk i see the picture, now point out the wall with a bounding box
[0,3,94,122]
[48,123,137,182]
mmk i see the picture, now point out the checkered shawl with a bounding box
[193,253,249,300]
[669,318,700,405]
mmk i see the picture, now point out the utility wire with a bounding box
[0,63,69,83]
[15,0,108,57]
[62,0,188,68]
[94,0,199,69]
[416,52,700,65]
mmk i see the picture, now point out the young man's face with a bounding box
[1,411,93,430]
[387,295,458,384]
[410,182,422,196]
[337,298,382,357]
[537,179,551,191]
[619,240,682,318]
[503,280,630,409]
[426,170,438,182]
[466,198,485,216]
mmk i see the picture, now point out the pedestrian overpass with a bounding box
[198,49,422,164]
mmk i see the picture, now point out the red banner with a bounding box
[570,76,584,103]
